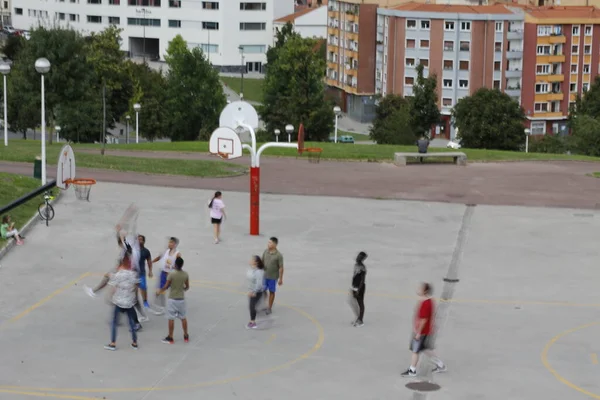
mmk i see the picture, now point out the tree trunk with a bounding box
[48,114,54,145]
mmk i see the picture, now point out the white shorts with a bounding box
[6,229,18,238]
[167,298,187,320]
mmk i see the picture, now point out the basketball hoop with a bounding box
[304,148,322,164]
[217,152,231,160]
[67,178,96,201]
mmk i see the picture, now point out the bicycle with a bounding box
[38,191,55,226]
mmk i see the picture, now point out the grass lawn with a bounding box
[0,172,57,244]
[221,77,264,103]
[338,130,371,141]
[0,142,245,178]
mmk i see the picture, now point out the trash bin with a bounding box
[33,156,41,180]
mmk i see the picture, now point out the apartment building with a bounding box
[375,3,524,139]
[273,4,327,40]
[11,0,294,72]
[521,6,600,135]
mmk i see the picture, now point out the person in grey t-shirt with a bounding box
[416,136,430,163]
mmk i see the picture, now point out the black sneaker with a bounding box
[184,334,189,343]
[104,344,116,351]
[265,308,272,315]
[131,343,138,350]
[401,368,417,377]
[161,336,174,344]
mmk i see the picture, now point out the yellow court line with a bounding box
[266,334,277,344]
[0,283,325,394]
[541,321,600,400]
[0,389,97,399]
[191,280,600,309]
[592,353,598,365]
[2,272,91,327]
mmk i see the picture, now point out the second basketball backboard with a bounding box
[209,127,243,159]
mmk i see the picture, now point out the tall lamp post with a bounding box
[136,8,151,62]
[333,105,341,143]
[524,128,531,153]
[285,124,293,143]
[133,103,141,144]
[35,57,50,185]
[125,115,130,144]
[0,62,10,147]
[274,128,280,142]
[55,126,61,142]
[238,46,245,99]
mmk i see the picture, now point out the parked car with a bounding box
[328,135,355,143]
[3,26,17,35]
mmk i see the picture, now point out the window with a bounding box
[405,77,414,85]
[534,102,548,112]
[584,45,591,54]
[87,0,101,3]
[406,39,415,48]
[538,25,552,36]
[203,21,219,30]
[443,60,453,70]
[58,12,65,19]
[128,0,161,5]
[585,25,592,36]
[443,79,453,88]
[572,25,580,36]
[445,21,454,31]
[406,58,415,67]
[127,18,161,26]
[571,64,577,73]
[495,41,502,52]
[442,98,452,107]
[459,79,468,88]
[535,83,549,93]
[459,60,469,70]
[109,0,120,4]
[15,7,23,15]
[537,45,550,55]
[203,1,219,8]
[494,61,501,71]
[570,83,577,92]
[169,0,181,7]
[239,22,266,30]
[420,39,429,48]
[495,21,503,32]
[493,80,500,89]
[69,14,78,21]
[168,19,181,28]
[531,121,545,135]
[460,21,471,31]
[571,45,579,54]
[407,20,416,29]
[583,82,590,91]
[536,64,550,75]
[87,15,101,23]
[459,41,469,51]
[421,20,430,30]
[583,64,590,74]
[239,45,266,53]
[108,16,120,24]
[240,2,266,10]
[420,59,429,67]
[444,40,453,51]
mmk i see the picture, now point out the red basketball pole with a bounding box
[250,166,260,235]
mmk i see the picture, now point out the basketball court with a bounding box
[0,180,599,400]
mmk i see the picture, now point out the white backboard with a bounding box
[219,101,259,130]
[56,144,76,189]
[209,127,243,159]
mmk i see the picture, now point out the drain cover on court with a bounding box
[405,382,441,392]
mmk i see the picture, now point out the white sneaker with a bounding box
[214,238,219,244]
[139,316,150,322]
[149,307,164,316]
[84,285,97,298]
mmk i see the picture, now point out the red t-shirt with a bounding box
[415,298,434,335]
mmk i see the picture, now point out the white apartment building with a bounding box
[273,5,327,40]
[1,0,10,26]
[12,0,294,72]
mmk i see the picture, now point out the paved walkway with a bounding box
[1,150,599,209]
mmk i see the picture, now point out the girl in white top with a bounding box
[150,237,181,314]
[208,191,226,244]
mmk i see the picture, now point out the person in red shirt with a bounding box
[401,282,446,377]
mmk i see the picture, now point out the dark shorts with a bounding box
[410,335,433,353]
[265,279,277,293]
[211,217,222,225]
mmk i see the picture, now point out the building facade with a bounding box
[376,4,524,139]
[11,0,294,72]
[273,4,327,40]
[521,6,600,135]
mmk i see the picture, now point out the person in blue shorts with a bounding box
[137,235,153,309]
[261,237,284,315]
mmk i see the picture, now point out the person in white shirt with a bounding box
[150,237,181,315]
[208,191,226,244]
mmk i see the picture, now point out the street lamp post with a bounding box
[125,115,130,144]
[136,8,151,62]
[0,62,10,147]
[35,57,50,185]
[133,103,141,144]
[274,129,280,143]
[333,105,341,143]
[55,126,61,142]
[238,46,245,99]
[524,128,531,153]
[285,124,293,143]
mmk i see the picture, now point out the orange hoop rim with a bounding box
[303,147,323,153]
[217,152,231,159]
[66,178,97,185]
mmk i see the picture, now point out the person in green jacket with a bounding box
[1,215,24,245]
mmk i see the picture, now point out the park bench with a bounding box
[393,152,467,166]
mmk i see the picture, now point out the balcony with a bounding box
[548,54,565,63]
[547,92,564,101]
[506,69,522,78]
[507,30,523,40]
[549,35,566,44]
[506,50,523,59]
[505,87,521,97]
[547,74,564,82]
[534,111,564,118]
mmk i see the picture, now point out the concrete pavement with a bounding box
[0,183,598,399]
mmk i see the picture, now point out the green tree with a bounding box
[266,22,299,67]
[261,36,333,141]
[6,72,38,139]
[452,88,525,150]
[409,64,440,137]
[2,35,25,60]
[164,35,226,141]
[570,114,600,156]
[572,76,600,117]
[369,94,415,144]
[126,61,167,141]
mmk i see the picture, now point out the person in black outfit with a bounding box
[349,251,367,327]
